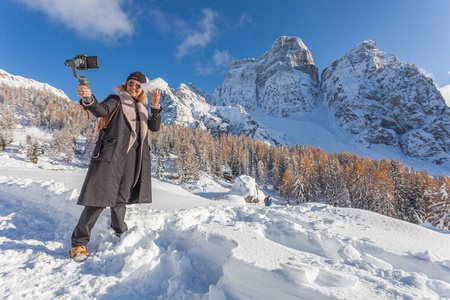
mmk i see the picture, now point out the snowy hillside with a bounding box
[159,82,289,145]
[0,69,69,101]
[1,154,450,299]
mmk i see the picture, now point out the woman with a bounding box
[70,71,162,261]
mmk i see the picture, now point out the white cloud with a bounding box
[15,0,134,42]
[213,49,231,67]
[148,8,220,61]
[195,63,215,76]
[196,49,232,75]
[239,13,255,28]
[148,9,185,34]
[176,9,218,60]
[438,85,450,107]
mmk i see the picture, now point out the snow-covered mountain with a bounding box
[212,36,320,117]
[212,36,450,165]
[321,40,450,164]
[159,82,289,144]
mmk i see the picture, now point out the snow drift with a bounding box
[0,162,449,299]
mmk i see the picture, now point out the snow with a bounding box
[227,175,265,204]
[1,152,450,299]
[0,69,69,100]
[142,77,169,93]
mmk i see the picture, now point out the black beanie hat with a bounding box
[127,71,146,84]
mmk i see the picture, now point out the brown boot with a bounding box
[69,246,88,262]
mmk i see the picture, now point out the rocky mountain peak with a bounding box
[159,82,288,145]
[187,83,211,103]
[212,36,319,117]
[320,41,449,164]
[267,36,315,67]
[352,39,378,51]
[260,36,318,83]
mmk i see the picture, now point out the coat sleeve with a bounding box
[148,106,162,132]
[80,94,120,118]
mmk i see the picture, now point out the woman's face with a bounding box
[126,79,142,98]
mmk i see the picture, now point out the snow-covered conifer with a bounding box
[426,177,450,230]
[156,155,165,180]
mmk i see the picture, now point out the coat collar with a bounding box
[119,91,149,153]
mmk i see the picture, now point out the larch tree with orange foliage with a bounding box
[280,168,293,205]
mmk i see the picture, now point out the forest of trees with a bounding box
[149,124,449,230]
[0,83,97,162]
[1,83,449,230]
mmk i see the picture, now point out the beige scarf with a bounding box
[119,91,149,187]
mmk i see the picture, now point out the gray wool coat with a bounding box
[77,91,162,207]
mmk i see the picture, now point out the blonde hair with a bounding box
[114,82,148,104]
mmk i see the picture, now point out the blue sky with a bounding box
[1,0,449,103]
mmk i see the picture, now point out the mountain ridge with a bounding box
[320,39,449,164]
[212,36,450,165]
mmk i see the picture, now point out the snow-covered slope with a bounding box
[0,156,450,299]
[0,69,69,100]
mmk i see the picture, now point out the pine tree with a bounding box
[156,155,165,180]
[408,175,426,224]
[390,160,409,220]
[291,173,307,204]
[426,177,450,230]
[25,135,41,164]
[270,148,282,188]
[52,128,76,163]
[177,151,184,182]
[0,105,16,150]
[257,160,267,188]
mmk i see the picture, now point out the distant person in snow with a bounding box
[264,196,272,207]
[69,72,162,261]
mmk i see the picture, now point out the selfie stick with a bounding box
[64,56,94,104]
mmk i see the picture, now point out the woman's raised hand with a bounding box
[149,89,161,107]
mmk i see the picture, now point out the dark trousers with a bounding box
[71,205,128,247]
[71,146,139,247]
